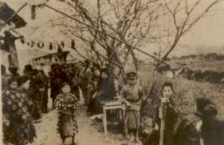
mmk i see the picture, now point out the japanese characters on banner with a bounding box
[20,37,75,51]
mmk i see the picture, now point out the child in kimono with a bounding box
[121,72,144,143]
[55,82,84,145]
[149,82,179,145]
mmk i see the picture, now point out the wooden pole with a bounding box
[159,103,165,145]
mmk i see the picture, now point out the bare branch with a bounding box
[158,0,218,66]
[182,0,218,34]
[164,0,180,31]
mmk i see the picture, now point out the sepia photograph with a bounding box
[0,0,224,145]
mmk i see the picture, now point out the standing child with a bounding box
[55,82,84,145]
[121,72,144,143]
[148,82,179,145]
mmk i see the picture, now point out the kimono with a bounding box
[79,68,92,102]
[39,70,49,113]
[145,97,179,145]
[2,88,36,145]
[90,77,116,115]
[86,75,99,114]
[121,84,144,129]
[55,93,79,138]
[50,71,63,108]
[201,118,224,145]
[173,114,224,145]
[172,114,201,145]
[29,73,45,120]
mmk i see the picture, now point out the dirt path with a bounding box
[30,106,128,145]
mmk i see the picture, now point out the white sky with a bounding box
[1,0,224,59]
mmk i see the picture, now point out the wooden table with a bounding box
[103,101,125,135]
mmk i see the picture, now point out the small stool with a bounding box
[103,101,125,135]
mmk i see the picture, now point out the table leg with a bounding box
[119,109,122,121]
[123,107,128,136]
[103,108,107,135]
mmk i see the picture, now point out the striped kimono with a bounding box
[55,93,79,138]
[121,84,144,129]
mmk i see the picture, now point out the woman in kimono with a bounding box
[55,82,84,145]
[146,82,179,145]
[28,69,45,121]
[2,77,36,145]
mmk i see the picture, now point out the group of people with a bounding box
[2,63,49,145]
[120,72,224,145]
[2,61,224,145]
[49,61,117,115]
[48,61,117,144]
[49,62,224,145]
[1,60,116,145]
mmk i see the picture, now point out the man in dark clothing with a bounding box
[50,64,62,109]
[25,67,45,121]
[60,64,69,83]
[39,68,49,113]
[172,114,201,145]
[200,104,224,145]
[173,97,224,145]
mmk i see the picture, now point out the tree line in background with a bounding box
[171,52,224,61]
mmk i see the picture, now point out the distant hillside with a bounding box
[171,52,224,61]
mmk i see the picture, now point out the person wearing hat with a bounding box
[23,64,33,76]
[8,64,20,77]
[120,72,144,143]
[173,97,224,145]
[198,99,224,145]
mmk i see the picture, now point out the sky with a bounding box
[1,0,224,59]
[173,1,224,56]
[139,0,224,58]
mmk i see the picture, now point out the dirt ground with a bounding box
[29,103,133,145]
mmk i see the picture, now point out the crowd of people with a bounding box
[1,64,46,145]
[2,60,224,145]
[120,72,224,145]
[1,60,117,145]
